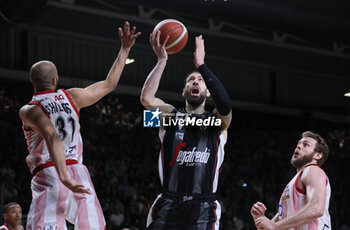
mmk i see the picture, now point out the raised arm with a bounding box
[67,21,141,110]
[140,30,174,112]
[193,35,232,133]
[255,166,327,230]
[19,105,90,194]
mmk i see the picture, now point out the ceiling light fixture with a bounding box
[126,58,135,65]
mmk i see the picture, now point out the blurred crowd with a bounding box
[0,78,349,229]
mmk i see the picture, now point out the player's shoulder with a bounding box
[20,103,40,115]
[161,104,176,114]
[19,103,48,125]
[304,164,325,173]
[301,164,327,182]
[19,103,34,117]
[64,87,75,96]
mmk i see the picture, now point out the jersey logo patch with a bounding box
[169,142,211,167]
[55,94,64,101]
[278,204,283,216]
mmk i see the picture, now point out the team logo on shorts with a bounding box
[143,108,161,127]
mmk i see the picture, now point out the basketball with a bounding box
[153,19,188,54]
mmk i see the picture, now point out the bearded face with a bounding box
[291,137,320,169]
[183,89,206,107]
[182,73,209,107]
[291,151,315,169]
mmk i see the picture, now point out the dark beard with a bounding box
[184,91,206,107]
[291,152,315,169]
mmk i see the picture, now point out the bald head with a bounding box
[30,60,58,92]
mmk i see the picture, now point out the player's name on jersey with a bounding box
[162,116,221,127]
[44,101,72,115]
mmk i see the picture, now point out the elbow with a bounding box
[140,94,152,108]
[46,132,61,144]
[140,95,147,107]
[311,205,324,219]
[106,82,116,94]
[103,80,117,94]
[314,209,324,219]
[218,106,231,116]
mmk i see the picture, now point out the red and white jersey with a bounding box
[22,89,83,174]
[278,164,331,230]
[0,224,10,230]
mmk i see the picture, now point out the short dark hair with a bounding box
[184,71,201,85]
[3,202,20,214]
[302,131,329,166]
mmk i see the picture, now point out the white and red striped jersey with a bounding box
[0,224,10,230]
[278,164,331,230]
[22,89,83,174]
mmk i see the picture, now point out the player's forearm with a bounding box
[271,213,279,222]
[45,133,69,182]
[275,204,323,229]
[197,64,231,116]
[140,59,167,106]
[104,46,131,92]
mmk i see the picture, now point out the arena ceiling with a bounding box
[123,0,350,42]
[1,0,350,41]
[1,0,350,77]
[1,0,350,119]
[2,0,349,66]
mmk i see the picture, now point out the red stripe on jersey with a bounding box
[169,142,186,166]
[295,171,306,194]
[151,197,161,220]
[0,224,11,230]
[295,163,323,194]
[61,89,80,118]
[32,159,78,176]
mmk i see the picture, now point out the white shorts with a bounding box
[26,164,106,230]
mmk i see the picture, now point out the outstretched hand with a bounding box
[150,30,169,61]
[118,21,141,49]
[61,177,91,194]
[194,35,205,69]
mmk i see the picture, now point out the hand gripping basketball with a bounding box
[153,19,188,54]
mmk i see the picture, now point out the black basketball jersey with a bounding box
[158,108,226,194]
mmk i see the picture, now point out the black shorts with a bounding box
[147,191,221,230]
